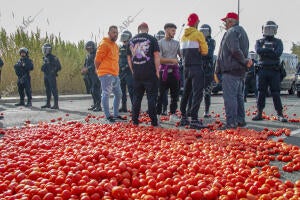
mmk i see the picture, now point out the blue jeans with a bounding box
[99,75,122,118]
[222,73,245,127]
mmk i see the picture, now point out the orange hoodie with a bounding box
[95,37,119,76]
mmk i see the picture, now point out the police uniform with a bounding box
[41,53,61,109]
[119,43,133,112]
[84,50,102,111]
[14,56,34,106]
[253,21,287,122]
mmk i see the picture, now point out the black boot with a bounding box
[15,100,25,106]
[51,103,59,109]
[252,111,263,121]
[25,101,32,107]
[41,102,51,109]
[161,105,167,116]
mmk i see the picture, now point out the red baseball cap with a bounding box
[187,13,199,26]
[221,12,239,21]
[138,22,148,29]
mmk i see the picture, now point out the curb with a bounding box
[0,94,92,103]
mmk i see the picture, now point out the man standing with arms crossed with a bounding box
[95,25,123,122]
[215,12,252,129]
[156,23,181,122]
[127,22,160,126]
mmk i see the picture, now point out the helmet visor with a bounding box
[263,25,277,36]
[199,27,210,37]
[120,32,131,42]
[42,47,51,55]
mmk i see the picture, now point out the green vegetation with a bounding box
[0,28,88,96]
[292,42,300,59]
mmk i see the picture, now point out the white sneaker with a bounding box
[169,114,180,122]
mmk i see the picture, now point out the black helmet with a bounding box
[199,24,211,37]
[120,30,132,42]
[262,21,278,36]
[42,43,52,55]
[85,41,96,52]
[155,30,165,41]
[19,47,29,56]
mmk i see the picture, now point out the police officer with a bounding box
[244,51,257,102]
[14,47,34,107]
[119,30,134,112]
[252,21,287,122]
[41,43,61,109]
[199,24,216,117]
[82,41,102,112]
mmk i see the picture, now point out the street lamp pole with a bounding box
[238,0,240,19]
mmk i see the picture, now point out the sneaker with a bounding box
[278,115,288,122]
[190,120,208,130]
[88,105,95,111]
[179,118,190,126]
[252,113,263,121]
[93,106,102,112]
[219,124,237,130]
[237,121,247,127]
[114,116,126,120]
[203,112,211,118]
[106,116,115,123]
[169,114,180,122]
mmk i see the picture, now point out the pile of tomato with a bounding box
[0,120,299,200]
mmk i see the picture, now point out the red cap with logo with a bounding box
[187,13,199,26]
[221,12,239,21]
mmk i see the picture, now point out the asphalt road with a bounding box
[1,93,300,136]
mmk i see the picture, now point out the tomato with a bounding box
[190,190,203,200]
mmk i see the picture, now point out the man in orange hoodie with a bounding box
[95,25,123,122]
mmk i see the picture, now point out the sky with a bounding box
[0,0,300,53]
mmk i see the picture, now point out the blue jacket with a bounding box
[14,57,33,78]
[215,24,249,77]
[255,36,283,67]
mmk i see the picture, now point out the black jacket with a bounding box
[255,36,283,67]
[14,57,33,78]
[215,24,249,77]
[41,54,61,76]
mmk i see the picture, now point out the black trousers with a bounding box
[88,73,101,106]
[157,73,179,114]
[44,75,58,104]
[132,79,158,126]
[17,76,32,102]
[120,72,134,107]
[180,66,205,120]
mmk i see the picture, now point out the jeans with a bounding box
[99,75,122,118]
[256,68,283,113]
[180,66,205,120]
[132,79,158,126]
[222,73,245,126]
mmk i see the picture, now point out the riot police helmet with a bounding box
[42,43,52,55]
[248,51,257,60]
[85,41,96,52]
[262,21,278,36]
[155,30,165,41]
[199,24,212,37]
[120,30,132,43]
[19,47,29,56]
